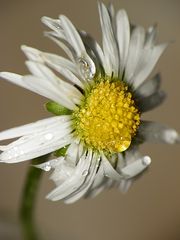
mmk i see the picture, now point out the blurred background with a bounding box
[0,0,180,239]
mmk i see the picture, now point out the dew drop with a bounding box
[11,147,20,158]
[82,170,89,176]
[77,56,95,80]
[43,162,52,172]
[51,21,61,30]
[142,156,151,166]
[44,133,53,141]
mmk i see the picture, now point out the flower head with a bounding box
[0,2,179,203]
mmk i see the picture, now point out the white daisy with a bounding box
[0,2,179,203]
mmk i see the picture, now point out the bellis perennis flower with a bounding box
[0,2,179,203]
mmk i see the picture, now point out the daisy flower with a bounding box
[0,2,179,203]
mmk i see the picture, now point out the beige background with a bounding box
[0,0,180,239]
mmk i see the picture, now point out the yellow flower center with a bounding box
[73,78,140,153]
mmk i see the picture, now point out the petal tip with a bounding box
[142,156,151,166]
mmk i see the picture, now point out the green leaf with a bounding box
[45,101,72,115]
[54,145,69,157]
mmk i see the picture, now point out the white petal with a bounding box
[0,71,77,110]
[42,52,77,74]
[21,45,44,62]
[47,149,93,201]
[145,24,157,48]
[98,2,119,76]
[132,43,168,89]
[89,162,104,189]
[35,157,63,171]
[138,90,166,112]
[25,62,82,105]
[41,17,62,36]
[101,154,123,181]
[125,26,145,82]
[64,153,99,203]
[24,75,76,110]
[120,156,151,179]
[59,15,86,57]
[42,53,84,89]
[116,9,130,75]
[0,116,70,141]
[50,157,74,185]
[21,45,79,81]
[79,31,106,72]
[44,32,75,60]
[117,148,150,180]
[135,74,161,97]
[0,125,72,163]
[0,71,68,108]
[138,121,180,144]
[123,146,141,165]
[65,142,81,166]
[0,72,29,89]
[119,179,132,193]
[85,163,107,198]
[108,3,115,19]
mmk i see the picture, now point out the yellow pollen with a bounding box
[73,80,140,153]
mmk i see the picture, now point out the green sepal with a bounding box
[54,145,69,157]
[45,101,72,115]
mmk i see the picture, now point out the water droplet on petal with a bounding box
[44,133,53,140]
[43,162,52,172]
[51,21,61,30]
[117,136,131,152]
[82,169,89,176]
[11,147,20,158]
[77,56,96,81]
[142,156,151,166]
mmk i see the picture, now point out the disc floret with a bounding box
[73,77,140,153]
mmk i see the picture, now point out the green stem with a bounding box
[19,156,48,240]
